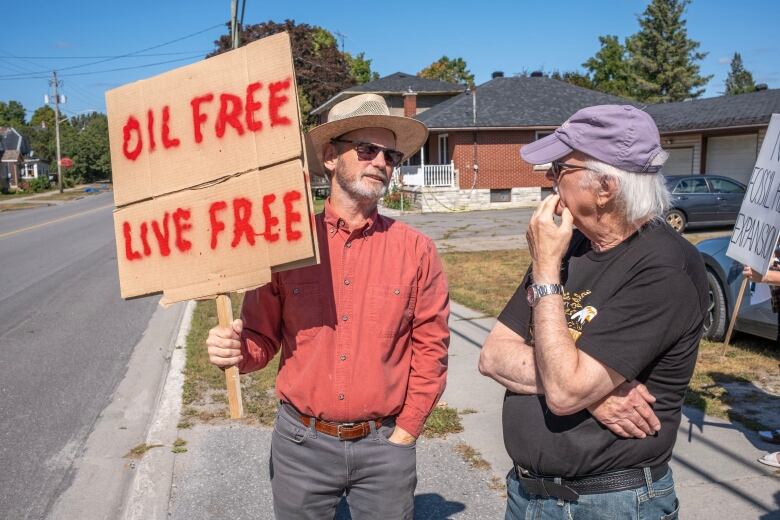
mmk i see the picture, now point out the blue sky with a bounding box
[1,0,777,118]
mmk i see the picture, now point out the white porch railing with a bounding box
[392,161,457,187]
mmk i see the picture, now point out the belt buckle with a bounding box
[337,422,356,440]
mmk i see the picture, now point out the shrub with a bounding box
[28,176,51,193]
[63,176,80,188]
[383,186,412,210]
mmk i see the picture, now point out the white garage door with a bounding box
[706,134,758,184]
[662,147,694,175]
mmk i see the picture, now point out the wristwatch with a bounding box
[526,283,564,307]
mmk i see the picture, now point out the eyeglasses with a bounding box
[549,161,586,183]
[331,138,404,167]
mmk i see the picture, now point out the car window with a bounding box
[709,178,745,194]
[674,178,709,194]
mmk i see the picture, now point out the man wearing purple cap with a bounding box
[479,105,707,518]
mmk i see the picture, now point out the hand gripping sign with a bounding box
[106,33,319,417]
[724,113,780,343]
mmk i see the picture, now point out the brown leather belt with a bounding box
[297,415,383,441]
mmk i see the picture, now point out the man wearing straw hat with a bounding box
[206,93,450,519]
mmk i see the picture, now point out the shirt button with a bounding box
[338,393,345,400]
[344,279,350,286]
[340,354,347,361]
[345,242,352,248]
[394,288,400,295]
[342,314,348,321]
[293,287,301,295]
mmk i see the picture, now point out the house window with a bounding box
[438,134,449,164]
[490,189,511,202]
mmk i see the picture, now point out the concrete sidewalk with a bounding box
[123,300,779,519]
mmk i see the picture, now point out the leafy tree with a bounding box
[209,20,356,126]
[346,52,379,85]
[583,35,634,98]
[724,52,756,95]
[20,124,56,164]
[30,105,55,129]
[20,106,57,164]
[0,100,27,127]
[65,113,111,182]
[549,70,595,90]
[516,69,594,90]
[626,0,711,102]
[418,56,474,87]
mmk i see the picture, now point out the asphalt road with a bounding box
[0,192,160,519]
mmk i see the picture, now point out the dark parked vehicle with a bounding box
[697,236,776,341]
[664,175,746,232]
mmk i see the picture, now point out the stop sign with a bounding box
[60,157,73,168]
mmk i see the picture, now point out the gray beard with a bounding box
[335,164,389,202]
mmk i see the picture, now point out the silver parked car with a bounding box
[697,236,776,341]
[664,175,746,233]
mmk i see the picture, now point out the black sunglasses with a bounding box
[331,138,404,167]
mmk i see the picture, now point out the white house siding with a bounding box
[663,147,694,175]
[661,134,702,175]
[705,134,759,185]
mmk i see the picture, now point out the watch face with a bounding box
[526,286,535,306]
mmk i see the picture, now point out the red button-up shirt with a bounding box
[238,200,449,437]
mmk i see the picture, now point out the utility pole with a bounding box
[49,71,64,194]
[230,0,239,49]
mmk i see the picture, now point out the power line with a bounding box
[0,23,222,80]
[53,22,223,73]
[0,54,205,80]
[2,51,212,59]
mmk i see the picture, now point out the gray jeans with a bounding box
[270,403,417,519]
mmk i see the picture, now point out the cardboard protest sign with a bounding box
[106,33,318,304]
[726,114,780,274]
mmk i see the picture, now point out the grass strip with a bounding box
[183,295,278,425]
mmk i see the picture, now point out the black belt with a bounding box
[514,462,669,502]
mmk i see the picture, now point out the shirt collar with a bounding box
[323,198,381,235]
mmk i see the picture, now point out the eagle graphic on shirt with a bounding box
[563,290,597,341]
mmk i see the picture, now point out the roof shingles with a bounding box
[350,72,465,94]
[645,89,780,132]
[416,76,631,128]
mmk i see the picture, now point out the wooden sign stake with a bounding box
[723,276,749,349]
[216,294,244,419]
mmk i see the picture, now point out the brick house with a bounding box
[407,73,630,210]
[316,72,780,211]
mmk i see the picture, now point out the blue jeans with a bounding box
[505,467,680,519]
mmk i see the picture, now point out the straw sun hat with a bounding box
[307,93,428,177]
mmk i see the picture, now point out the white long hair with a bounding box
[583,159,671,227]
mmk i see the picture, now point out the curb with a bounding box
[123,299,196,520]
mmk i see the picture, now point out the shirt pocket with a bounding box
[282,282,324,338]
[368,284,416,338]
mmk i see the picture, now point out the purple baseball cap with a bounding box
[521,105,667,173]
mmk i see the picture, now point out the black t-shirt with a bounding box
[498,221,708,477]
